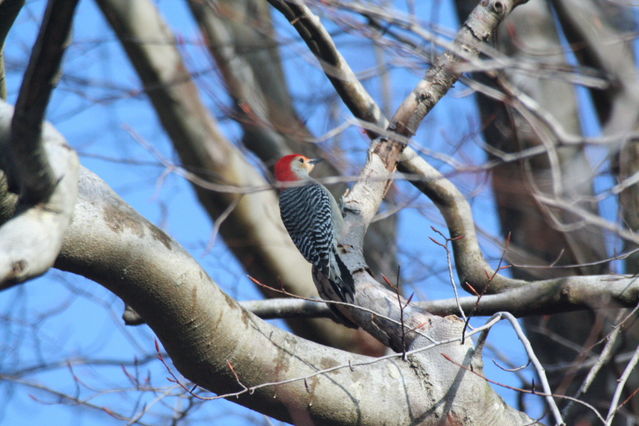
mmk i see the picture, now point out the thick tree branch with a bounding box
[0,105,78,287]
[0,103,78,287]
[0,0,24,99]
[9,0,79,203]
[53,167,422,424]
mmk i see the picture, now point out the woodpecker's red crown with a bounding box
[275,154,321,182]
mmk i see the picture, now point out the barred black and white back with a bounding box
[279,183,354,302]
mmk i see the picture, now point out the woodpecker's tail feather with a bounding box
[319,248,354,303]
[334,253,355,301]
[312,265,357,328]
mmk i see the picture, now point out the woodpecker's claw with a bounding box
[342,205,360,215]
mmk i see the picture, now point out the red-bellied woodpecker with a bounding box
[275,154,355,307]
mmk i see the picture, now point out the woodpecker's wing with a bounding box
[279,183,335,270]
[279,183,354,302]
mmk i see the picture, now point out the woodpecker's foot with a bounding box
[339,191,361,215]
[342,204,361,215]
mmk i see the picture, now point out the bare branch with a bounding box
[0,0,24,99]
[398,150,527,292]
[536,192,639,246]
[266,0,387,135]
[565,308,635,416]
[240,298,332,319]
[9,0,79,203]
[389,0,529,138]
[605,345,639,425]
[498,312,564,425]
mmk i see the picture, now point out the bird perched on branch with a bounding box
[275,154,355,316]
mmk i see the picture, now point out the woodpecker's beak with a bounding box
[308,158,323,165]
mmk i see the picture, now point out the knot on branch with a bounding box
[371,137,405,171]
[490,1,505,15]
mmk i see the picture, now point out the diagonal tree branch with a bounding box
[0,0,24,100]
[266,0,388,136]
[52,167,428,424]
[9,0,79,203]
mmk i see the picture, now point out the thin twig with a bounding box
[463,232,512,337]
[382,266,412,360]
[605,344,639,425]
[429,226,467,323]
[498,312,564,425]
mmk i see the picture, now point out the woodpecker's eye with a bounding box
[298,158,304,163]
